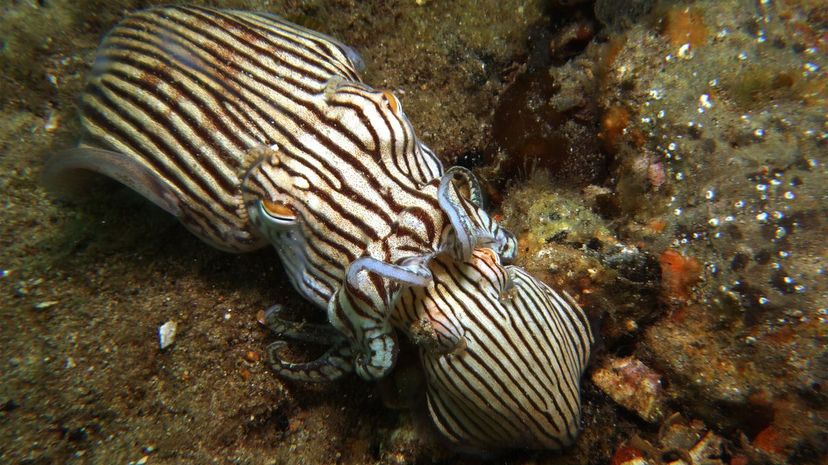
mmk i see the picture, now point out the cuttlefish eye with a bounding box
[380,90,401,115]
[260,199,297,226]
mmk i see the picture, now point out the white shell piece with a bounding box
[158,321,178,350]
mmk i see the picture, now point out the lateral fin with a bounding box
[42,146,181,217]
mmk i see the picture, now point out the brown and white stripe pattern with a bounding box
[240,110,447,310]
[243,151,518,379]
[50,5,514,372]
[394,248,593,450]
[74,5,408,251]
[48,6,594,450]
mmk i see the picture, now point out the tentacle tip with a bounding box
[263,304,286,324]
[266,340,293,370]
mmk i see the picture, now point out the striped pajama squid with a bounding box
[242,143,519,381]
[44,6,592,450]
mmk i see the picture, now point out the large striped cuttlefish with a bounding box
[44,6,592,450]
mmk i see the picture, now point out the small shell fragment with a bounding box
[158,321,178,350]
[33,301,59,310]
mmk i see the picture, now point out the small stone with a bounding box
[158,321,177,350]
[44,111,61,133]
[243,350,261,363]
[1,399,20,412]
[33,301,58,310]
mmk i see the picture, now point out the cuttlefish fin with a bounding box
[42,146,181,217]
[233,10,365,75]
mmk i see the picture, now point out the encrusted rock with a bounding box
[592,356,665,422]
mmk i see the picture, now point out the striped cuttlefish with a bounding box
[44,6,592,450]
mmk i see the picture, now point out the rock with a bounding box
[591,356,665,423]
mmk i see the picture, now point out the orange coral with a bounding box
[659,249,701,300]
[599,106,630,152]
[663,7,708,48]
[610,445,644,465]
[753,426,785,454]
[647,219,667,234]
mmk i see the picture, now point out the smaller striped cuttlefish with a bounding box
[44,6,592,450]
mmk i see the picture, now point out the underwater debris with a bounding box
[592,356,665,423]
[611,417,727,465]
[32,300,58,310]
[549,17,597,62]
[243,350,261,364]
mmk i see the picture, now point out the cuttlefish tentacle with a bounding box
[347,256,433,288]
[326,256,434,380]
[263,304,345,345]
[438,166,517,263]
[267,340,353,382]
[263,305,353,382]
[438,168,476,260]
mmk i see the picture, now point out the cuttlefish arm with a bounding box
[438,166,517,263]
[327,255,434,380]
[262,304,354,382]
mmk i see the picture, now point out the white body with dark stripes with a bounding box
[68,5,372,252]
[394,249,593,450]
[45,6,591,451]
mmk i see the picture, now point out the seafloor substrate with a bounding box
[0,1,825,464]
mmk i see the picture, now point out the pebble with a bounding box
[128,456,149,465]
[33,301,58,310]
[243,350,261,363]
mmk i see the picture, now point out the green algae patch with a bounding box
[502,178,615,248]
[525,190,613,246]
